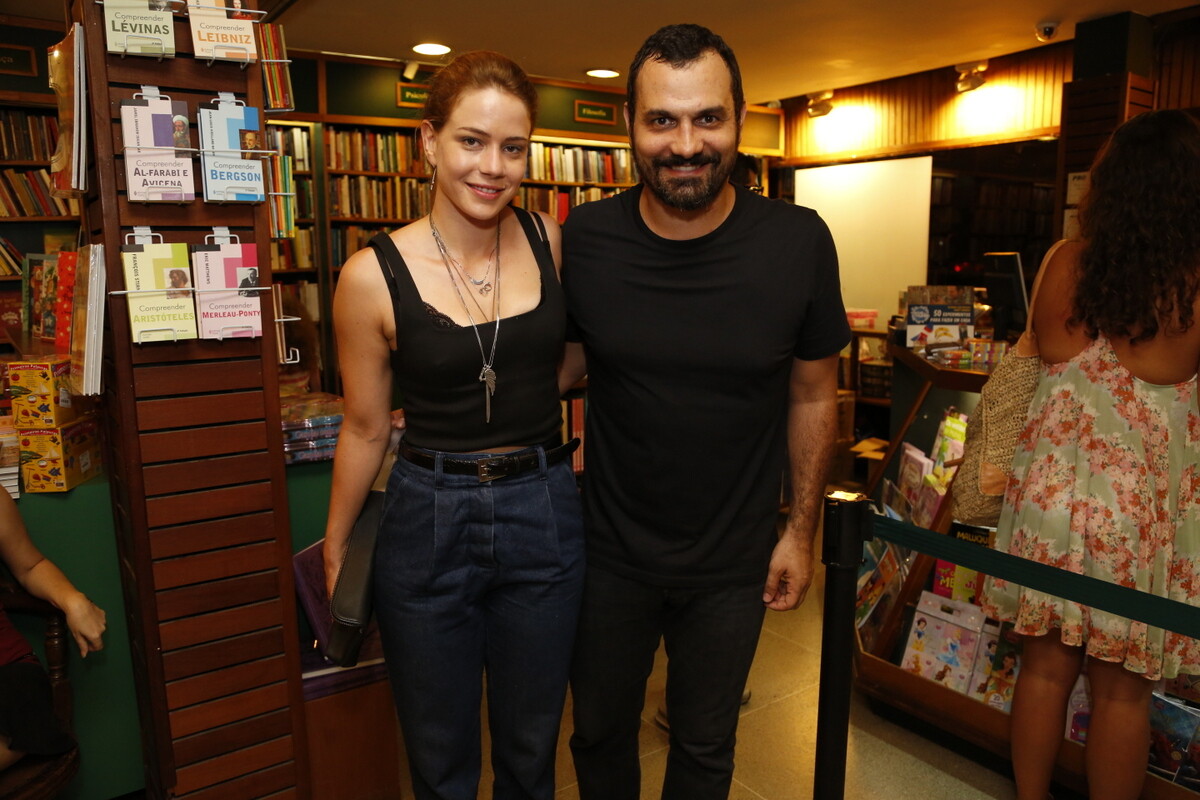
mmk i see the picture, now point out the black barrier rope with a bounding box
[813,492,1200,800]
[872,514,1200,640]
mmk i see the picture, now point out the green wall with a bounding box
[12,477,143,800]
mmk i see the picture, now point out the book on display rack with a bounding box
[120,238,198,343]
[190,229,262,340]
[197,94,266,203]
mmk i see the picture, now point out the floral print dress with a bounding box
[981,335,1200,680]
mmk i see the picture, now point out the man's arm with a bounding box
[558,341,587,396]
[762,353,841,611]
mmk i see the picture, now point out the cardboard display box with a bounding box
[19,415,102,493]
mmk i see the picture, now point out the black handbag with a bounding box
[326,489,384,667]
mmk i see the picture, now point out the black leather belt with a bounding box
[398,438,579,482]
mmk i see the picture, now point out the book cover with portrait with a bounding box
[197,98,266,202]
[120,241,197,343]
[121,96,195,202]
[191,240,261,339]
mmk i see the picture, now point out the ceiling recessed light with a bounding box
[413,43,451,56]
[586,69,620,79]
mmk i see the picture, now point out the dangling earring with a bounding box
[428,165,437,194]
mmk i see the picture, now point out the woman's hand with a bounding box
[63,592,106,657]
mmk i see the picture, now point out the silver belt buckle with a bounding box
[477,456,506,482]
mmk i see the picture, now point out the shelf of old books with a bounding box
[853,337,1197,798]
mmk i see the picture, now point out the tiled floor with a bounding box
[536,558,1021,800]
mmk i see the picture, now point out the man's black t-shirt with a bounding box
[563,184,851,588]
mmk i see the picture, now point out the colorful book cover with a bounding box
[0,291,20,330]
[120,242,197,343]
[981,621,1022,712]
[966,622,999,701]
[121,96,195,202]
[197,100,265,202]
[47,23,80,195]
[69,245,106,396]
[898,590,984,695]
[22,254,57,338]
[191,241,261,339]
[104,0,175,57]
[187,0,258,64]
[49,249,78,349]
[256,22,294,111]
[1149,692,1200,780]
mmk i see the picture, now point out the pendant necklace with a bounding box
[431,216,498,296]
[430,216,501,422]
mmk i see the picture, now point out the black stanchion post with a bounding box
[813,490,870,800]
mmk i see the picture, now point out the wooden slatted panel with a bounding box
[785,43,1072,163]
[140,422,269,464]
[1152,14,1200,110]
[149,513,277,560]
[153,542,278,590]
[138,392,267,431]
[159,599,282,651]
[162,629,286,682]
[174,711,293,767]
[134,359,264,396]
[146,482,273,528]
[169,683,291,740]
[166,657,289,710]
[157,572,280,622]
[143,453,275,496]
[175,745,296,798]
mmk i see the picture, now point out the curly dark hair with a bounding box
[1073,109,1200,343]
[626,24,744,116]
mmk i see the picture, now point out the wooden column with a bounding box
[70,0,312,796]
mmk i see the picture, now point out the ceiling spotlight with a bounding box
[586,69,620,79]
[413,42,451,56]
[402,61,420,81]
[806,90,833,118]
[955,61,988,93]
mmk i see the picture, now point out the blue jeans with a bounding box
[569,567,766,800]
[373,445,585,800]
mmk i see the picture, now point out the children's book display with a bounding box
[856,536,908,653]
[190,229,262,339]
[899,590,985,693]
[121,91,196,203]
[197,94,266,203]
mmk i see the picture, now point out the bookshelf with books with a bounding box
[0,103,82,325]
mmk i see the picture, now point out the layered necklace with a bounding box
[430,215,502,423]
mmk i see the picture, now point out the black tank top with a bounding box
[368,207,565,452]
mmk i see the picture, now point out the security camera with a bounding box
[1035,21,1059,43]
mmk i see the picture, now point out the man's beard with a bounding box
[633,140,737,212]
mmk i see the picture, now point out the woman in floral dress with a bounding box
[982,109,1200,800]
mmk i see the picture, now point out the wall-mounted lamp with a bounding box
[955,61,988,93]
[806,90,834,118]
[402,61,420,81]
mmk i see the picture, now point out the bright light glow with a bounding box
[955,84,1024,137]
[586,69,620,79]
[413,43,451,56]
[810,104,877,154]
